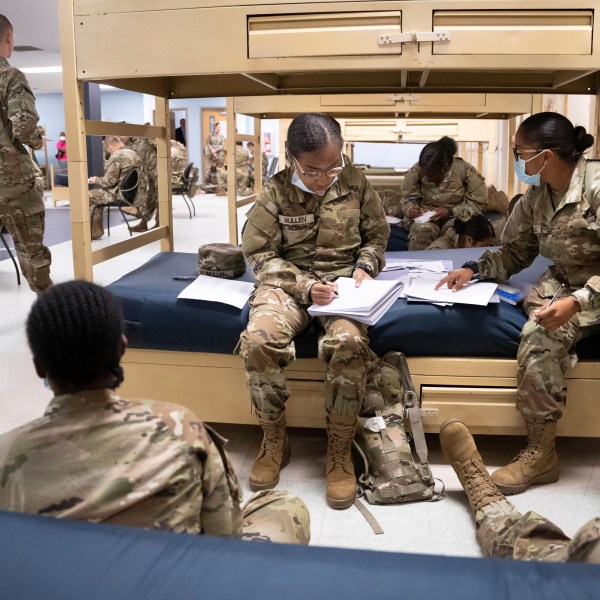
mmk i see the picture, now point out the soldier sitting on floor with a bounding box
[0,280,310,545]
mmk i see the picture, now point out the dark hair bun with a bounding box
[574,126,594,153]
[438,136,458,158]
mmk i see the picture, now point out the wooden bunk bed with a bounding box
[59,0,600,435]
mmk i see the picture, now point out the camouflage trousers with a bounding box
[518,271,600,420]
[476,500,600,563]
[236,168,250,195]
[139,173,158,221]
[406,216,455,250]
[240,489,310,544]
[0,179,52,293]
[238,285,378,417]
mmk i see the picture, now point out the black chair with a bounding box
[0,226,21,285]
[90,169,143,237]
[172,163,195,219]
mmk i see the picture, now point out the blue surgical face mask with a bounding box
[514,151,546,186]
[291,167,338,196]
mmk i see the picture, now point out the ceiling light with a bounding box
[20,66,62,74]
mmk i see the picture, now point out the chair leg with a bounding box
[0,231,21,286]
[181,194,193,219]
[188,193,196,217]
[118,206,134,237]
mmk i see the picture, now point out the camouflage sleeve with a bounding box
[217,135,225,153]
[478,189,539,280]
[98,155,122,190]
[452,162,487,220]
[172,409,243,537]
[357,183,390,276]
[572,277,600,313]
[399,164,422,215]
[7,70,44,150]
[242,187,315,304]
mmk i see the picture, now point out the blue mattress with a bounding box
[107,248,599,360]
[1,510,598,600]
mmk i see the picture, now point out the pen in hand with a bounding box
[535,284,564,324]
[310,268,338,296]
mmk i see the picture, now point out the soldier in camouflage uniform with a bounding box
[200,165,222,193]
[437,113,600,495]
[0,280,309,545]
[238,113,390,510]
[235,142,251,195]
[215,163,228,196]
[205,121,225,169]
[440,419,600,563]
[170,139,188,188]
[247,141,269,186]
[88,136,148,239]
[400,136,487,250]
[121,135,157,233]
[0,15,52,293]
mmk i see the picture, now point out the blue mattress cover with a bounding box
[1,510,598,600]
[107,248,599,359]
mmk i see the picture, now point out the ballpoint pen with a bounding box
[172,275,197,280]
[310,268,338,296]
[546,284,564,308]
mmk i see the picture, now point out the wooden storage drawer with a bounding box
[248,11,401,58]
[433,10,593,55]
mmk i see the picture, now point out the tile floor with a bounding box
[1,191,599,558]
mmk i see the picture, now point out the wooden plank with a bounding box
[85,121,166,139]
[91,226,169,265]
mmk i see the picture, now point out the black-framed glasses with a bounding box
[512,147,559,161]
[292,152,345,180]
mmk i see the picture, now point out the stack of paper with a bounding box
[404,275,498,307]
[308,277,404,325]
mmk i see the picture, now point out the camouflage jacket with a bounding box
[0,57,44,186]
[242,160,390,305]
[171,141,188,186]
[205,132,225,158]
[98,147,147,203]
[479,158,600,326]
[126,137,157,176]
[0,389,243,536]
[400,157,487,221]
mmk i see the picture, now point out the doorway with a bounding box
[201,107,227,175]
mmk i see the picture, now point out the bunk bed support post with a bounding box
[59,0,93,280]
[155,96,173,251]
[226,97,238,244]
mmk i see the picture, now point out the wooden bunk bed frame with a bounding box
[59,0,600,435]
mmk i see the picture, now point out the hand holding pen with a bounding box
[406,197,423,218]
[310,268,338,305]
[533,284,578,331]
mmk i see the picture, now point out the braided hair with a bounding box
[419,136,458,175]
[455,215,495,247]
[518,112,594,166]
[26,280,125,389]
[287,113,343,157]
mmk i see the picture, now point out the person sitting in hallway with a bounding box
[0,280,310,545]
[439,419,600,563]
[400,136,488,250]
[88,136,148,240]
[427,214,497,250]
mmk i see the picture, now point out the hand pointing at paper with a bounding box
[435,267,475,292]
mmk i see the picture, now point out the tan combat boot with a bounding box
[249,410,290,492]
[325,414,357,510]
[439,418,505,512]
[91,209,104,240]
[491,418,559,495]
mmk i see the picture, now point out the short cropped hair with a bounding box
[0,15,13,40]
[26,280,125,388]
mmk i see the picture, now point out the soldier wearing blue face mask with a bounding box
[237,113,390,510]
[436,112,600,496]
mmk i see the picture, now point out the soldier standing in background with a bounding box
[0,280,310,545]
[205,121,225,170]
[88,136,147,240]
[246,141,269,187]
[0,14,52,293]
[238,113,390,510]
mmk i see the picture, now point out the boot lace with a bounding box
[513,421,545,465]
[260,420,279,456]
[329,425,353,467]
[463,460,502,507]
